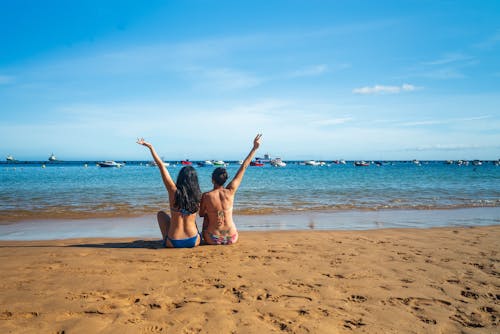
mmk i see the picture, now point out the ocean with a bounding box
[0,161,499,239]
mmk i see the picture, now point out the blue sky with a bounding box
[1,0,499,160]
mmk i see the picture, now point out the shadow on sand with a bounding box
[69,239,164,249]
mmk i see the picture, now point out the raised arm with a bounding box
[137,138,176,195]
[227,134,262,193]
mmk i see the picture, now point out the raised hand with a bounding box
[253,134,262,150]
[136,137,152,149]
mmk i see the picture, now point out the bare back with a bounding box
[200,188,236,237]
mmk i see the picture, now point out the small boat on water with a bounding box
[6,154,15,162]
[48,153,57,161]
[304,160,321,166]
[354,161,370,167]
[472,160,482,166]
[270,158,286,167]
[98,161,122,168]
[250,160,264,167]
[148,161,170,167]
[255,154,271,163]
[213,160,226,166]
[181,160,192,166]
[197,160,213,167]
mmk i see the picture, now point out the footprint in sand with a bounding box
[343,318,366,329]
[461,288,480,300]
[142,325,164,333]
[347,295,367,303]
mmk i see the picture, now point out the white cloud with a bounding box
[411,53,478,80]
[399,115,492,127]
[290,64,328,77]
[421,53,473,66]
[352,83,418,95]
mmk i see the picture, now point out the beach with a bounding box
[1,225,498,333]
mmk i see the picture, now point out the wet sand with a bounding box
[0,226,498,333]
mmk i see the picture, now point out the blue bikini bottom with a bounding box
[164,233,200,248]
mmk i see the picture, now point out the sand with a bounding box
[0,226,498,333]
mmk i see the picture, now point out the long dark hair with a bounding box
[174,166,202,214]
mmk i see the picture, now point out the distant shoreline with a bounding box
[1,159,499,165]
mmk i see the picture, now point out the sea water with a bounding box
[0,161,499,239]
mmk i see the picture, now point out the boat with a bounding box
[48,153,57,161]
[255,153,271,163]
[6,154,15,162]
[197,160,214,167]
[472,160,482,166]
[213,160,226,166]
[354,161,370,167]
[98,161,122,168]
[304,160,321,166]
[250,160,264,166]
[412,159,421,165]
[181,160,192,166]
[148,161,170,167]
[270,158,286,167]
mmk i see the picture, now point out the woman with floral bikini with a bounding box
[199,134,262,245]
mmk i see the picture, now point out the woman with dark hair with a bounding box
[199,134,262,245]
[137,138,202,248]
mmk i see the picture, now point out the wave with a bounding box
[1,201,499,223]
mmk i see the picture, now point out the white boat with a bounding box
[213,160,226,166]
[6,154,15,162]
[472,160,482,166]
[305,160,321,166]
[48,153,57,161]
[270,158,286,167]
[98,161,122,168]
[148,161,169,167]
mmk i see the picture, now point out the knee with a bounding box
[157,210,169,222]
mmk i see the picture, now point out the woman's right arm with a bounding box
[227,134,262,193]
[137,138,176,195]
